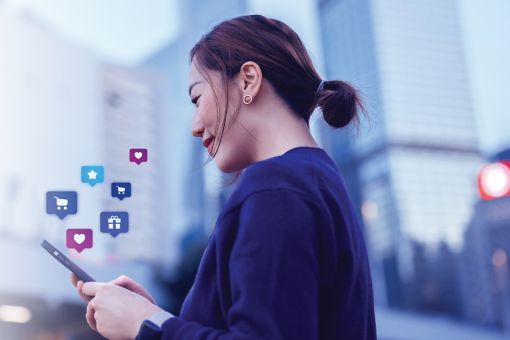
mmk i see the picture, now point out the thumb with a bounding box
[81,282,102,297]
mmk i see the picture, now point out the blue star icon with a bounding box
[81,166,104,186]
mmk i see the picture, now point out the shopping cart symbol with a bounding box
[54,196,68,210]
[46,191,77,219]
[111,182,131,200]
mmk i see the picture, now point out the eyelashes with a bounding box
[191,95,201,105]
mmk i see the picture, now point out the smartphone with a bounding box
[41,239,96,282]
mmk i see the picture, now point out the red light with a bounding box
[478,161,510,200]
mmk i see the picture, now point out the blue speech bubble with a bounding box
[46,191,78,220]
[100,211,129,237]
[81,166,104,187]
[111,182,131,200]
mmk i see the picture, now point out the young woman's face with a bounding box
[188,59,253,172]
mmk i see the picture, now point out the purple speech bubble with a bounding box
[129,148,148,165]
[66,229,93,253]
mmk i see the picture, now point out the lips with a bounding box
[202,136,215,149]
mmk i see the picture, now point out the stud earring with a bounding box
[243,94,253,104]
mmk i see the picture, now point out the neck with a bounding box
[252,108,319,163]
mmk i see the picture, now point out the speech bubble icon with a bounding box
[111,182,131,200]
[81,165,104,186]
[46,191,78,220]
[100,212,129,237]
[129,148,148,165]
[66,228,93,253]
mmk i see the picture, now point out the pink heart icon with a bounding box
[129,148,148,165]
[74,234,85,244]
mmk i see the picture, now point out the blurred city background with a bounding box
[1,0,510,339]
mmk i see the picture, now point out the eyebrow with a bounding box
[188,81,203,96]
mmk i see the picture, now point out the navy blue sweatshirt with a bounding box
[161,146,376,339]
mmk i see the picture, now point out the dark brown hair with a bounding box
[190,14,364,161]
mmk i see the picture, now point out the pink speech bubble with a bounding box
[129,148,148,165]
[66,229,93,253]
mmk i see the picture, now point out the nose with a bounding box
[192,115,205,138]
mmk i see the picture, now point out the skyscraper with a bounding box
[141,0,248,255]
[317,0,482,309]
[0,9,167,338]
[101,64,169,263]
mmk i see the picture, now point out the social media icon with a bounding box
[129,148,148,165]
[111,182,131,200]
[66,228,93,253]
[100,212,129,237]
[81,165,104,186]
[46,191,78,220]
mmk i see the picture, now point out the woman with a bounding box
[72,14,376,340]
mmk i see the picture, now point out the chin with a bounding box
[214,152,247,173]
[215,158,238,173]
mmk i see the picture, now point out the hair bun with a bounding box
[316,80,363,128]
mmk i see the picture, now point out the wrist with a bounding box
[131,303,163,338]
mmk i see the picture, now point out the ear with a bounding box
[237,61,263,99]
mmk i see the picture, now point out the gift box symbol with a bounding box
[107,216,122,230]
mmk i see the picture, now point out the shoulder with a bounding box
[231,188,322,242]
[220,148,348,221]
[228,155,315,205]
[244,155,300,183]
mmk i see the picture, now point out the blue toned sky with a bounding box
[4,0,510,155]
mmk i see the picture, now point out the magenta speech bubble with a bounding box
[66,228,93,253]
[129,148,148,165]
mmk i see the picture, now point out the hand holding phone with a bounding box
[42,239,156,304]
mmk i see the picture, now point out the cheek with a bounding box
[199,97,221,128]
[196,111,212,134]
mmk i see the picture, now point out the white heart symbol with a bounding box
[134,152,143,159]
[74,234,86,244]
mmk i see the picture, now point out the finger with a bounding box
[86,300,97,331]
[145,294,157,305]
[109,275,130,287]
[109,275,137,293]
[76,281,92,303]
[70,273,79,287]
[109,275,157,304]
[81,282,103,297]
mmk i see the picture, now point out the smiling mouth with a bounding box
[203,136,215,149]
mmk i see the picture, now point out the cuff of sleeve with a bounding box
[147,310,175,328]
[161,316,188,337]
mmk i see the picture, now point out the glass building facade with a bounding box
[318,0,483,309]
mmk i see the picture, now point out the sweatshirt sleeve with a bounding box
[160,189,321,340]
